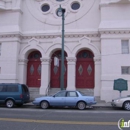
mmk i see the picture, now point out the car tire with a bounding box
[6,99,14,108]
[123,101,130,111]
[77,101,86,110]
[40,101,49,109]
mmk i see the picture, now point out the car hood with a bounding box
[113,96,130,100]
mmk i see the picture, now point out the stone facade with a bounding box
[0,0,130,102]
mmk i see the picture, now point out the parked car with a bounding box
[0,83,30,108]
[111,95,130,110]
[33,90,96,110]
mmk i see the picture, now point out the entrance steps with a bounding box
[48,88,61,96]
[76,88,94,96]
[28,87,102,102]
[29,88,41,101]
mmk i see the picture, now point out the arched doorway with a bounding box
[27,51,42,87]
[76,50,94,88]
[51,50,67,88]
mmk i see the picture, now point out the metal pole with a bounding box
[60,9,65,90]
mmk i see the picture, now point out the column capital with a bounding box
[94,56,101,63]
[40,57,51,64]
[18,58,28,64]
[66,57,77,62]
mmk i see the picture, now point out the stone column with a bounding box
[40,57,51,95]
[93,56,101,96]
[66,57,76,90]
[18,58,28,84]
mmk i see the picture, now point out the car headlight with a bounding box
[115,99,121,103]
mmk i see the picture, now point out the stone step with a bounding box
[76,88,94,96]
[29,88,41,101]
[48,88,61,96]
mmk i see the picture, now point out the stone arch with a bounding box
[72,36,100,57]
[45,43,71,57]
[19,38,44,59]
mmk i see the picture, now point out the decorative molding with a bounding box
[0,33,100,40]
[40,58,51,63]
[100,0,130,8]
[0,0,22,12]
[26,0,95,25]
[94,56,101,62]
[99,30,130,35]
[66,57,77,62]
[18,59,28,64]
[1,30,130,41]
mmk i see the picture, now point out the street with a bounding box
[0,105,129,130]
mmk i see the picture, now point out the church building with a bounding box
[0,0,130,102]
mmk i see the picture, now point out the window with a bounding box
[122,40,129,54]
[22,85,29,93]
[6,85,19,92]
[54,91,66,97]
[41,4,50,12]
[121,67,130,74]
[0,85,5,92]
[67,92,78,97]
[71,2,80,10]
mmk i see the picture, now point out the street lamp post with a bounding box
[57,5,66,90]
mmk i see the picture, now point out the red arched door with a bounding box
[76,50,94,88]
[27,51,41,87]
[51,50,67,88]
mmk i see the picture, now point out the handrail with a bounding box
[45,81,50,96]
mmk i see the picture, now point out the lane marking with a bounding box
[0,118,117,125]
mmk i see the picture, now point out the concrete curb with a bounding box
[24,102,113,108]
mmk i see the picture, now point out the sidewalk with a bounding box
[25,101,112,108]
[93,102,112,108]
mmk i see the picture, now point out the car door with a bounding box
[50,91,66,106]
[65,91,79,106]
[21,84,30,102]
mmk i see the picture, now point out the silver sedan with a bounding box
[111,96,130,110]
[33,90,97,110]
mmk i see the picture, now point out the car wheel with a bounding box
[40,101,49,109]
[6,99,14,108]
[77,101,86,110]
[123,101,130,111]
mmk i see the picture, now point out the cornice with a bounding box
[99,30,130,35]
[0,32,100,40]
[100,0,130,8]
[1,30,130,41]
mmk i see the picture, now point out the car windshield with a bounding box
[78,91,87,96]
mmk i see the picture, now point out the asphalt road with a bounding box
[0,106,129,130]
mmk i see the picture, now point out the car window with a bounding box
[22,85,29,93]
[78,91,86,96]
[0,85,6,92]
[67,92,78,97]
[54,91,66,97]
[6,85,18,92]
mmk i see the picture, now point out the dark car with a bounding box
[0,83,30,108]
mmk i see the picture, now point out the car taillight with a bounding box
[20,94,23,99]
